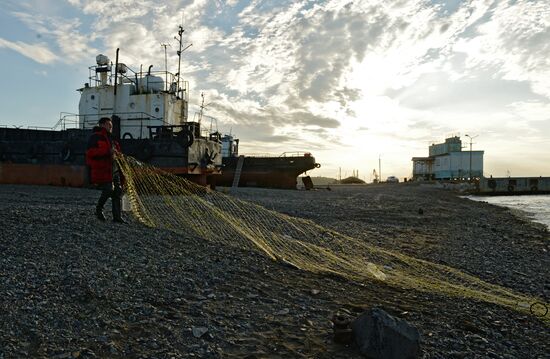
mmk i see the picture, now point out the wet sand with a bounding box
[0,183,548,358]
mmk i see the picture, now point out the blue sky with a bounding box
[1,0,549,179]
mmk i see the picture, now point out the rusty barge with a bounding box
[216,134,320,189]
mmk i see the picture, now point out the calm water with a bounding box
[468,195,550,229]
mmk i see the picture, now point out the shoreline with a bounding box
[465,194,550,230]
[1,184,548,358]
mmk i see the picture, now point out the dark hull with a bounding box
[0,127,220,187]
[217,155,317,189]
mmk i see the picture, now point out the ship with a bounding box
[0,27,222,187]
[216,134,320,189]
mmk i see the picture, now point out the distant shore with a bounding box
[0,183,548,358]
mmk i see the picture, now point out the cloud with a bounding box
[11,11,96,63]
[0,37,56,64]
[451,0,550,97]
[3,0,550,176]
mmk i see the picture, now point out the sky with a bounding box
[0,0,549,180]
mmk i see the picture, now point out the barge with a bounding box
[217,134,320,189]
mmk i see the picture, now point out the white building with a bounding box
[412,136,484,180]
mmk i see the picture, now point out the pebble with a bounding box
[0,184,547,358]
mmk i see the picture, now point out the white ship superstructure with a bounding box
[78,53,189,140]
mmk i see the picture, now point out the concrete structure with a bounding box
[478,176,550,195]
[412,136,484,180]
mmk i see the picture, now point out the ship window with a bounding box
[91,95,95,100]
[155,107,160,113]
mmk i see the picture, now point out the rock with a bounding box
[351,308,420,359]
[448,351,469,358]
[275,308,290,315]
[332,312,353,344]
[310,289,320,295]
[192,326,209,338]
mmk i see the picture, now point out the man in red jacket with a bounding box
[86,117,126,223]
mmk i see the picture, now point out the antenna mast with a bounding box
[199,92,205,124]
[160,43,170,91]
[174,25,192,123]
[175,26,184,94]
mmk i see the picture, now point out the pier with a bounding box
[477,176,550,195]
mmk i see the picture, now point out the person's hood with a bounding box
[93,126,110,136]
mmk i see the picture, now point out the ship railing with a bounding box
[235,152,312,158]
[54,112,168,131]
[88,65,189,101]
[146,123,221,143]
[279,151,313,157]
[26,126,56,130]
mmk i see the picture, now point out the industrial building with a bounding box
[412,136,484,180]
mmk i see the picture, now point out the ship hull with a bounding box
[0,127,220,187]
[217,155,317,189]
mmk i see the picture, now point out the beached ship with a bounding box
[0,28,222,187]
[216,134,320,189]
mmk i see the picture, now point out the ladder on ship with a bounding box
[231,155,245,190]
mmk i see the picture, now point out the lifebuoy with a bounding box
[314,163,321,168]
[507,185,514,192]
[531,186,538,192]
[177,131,194,148]
[122,132,134,140]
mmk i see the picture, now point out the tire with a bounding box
[507,185,514,192]
[177,131,194,148]
[122,132,134,140]
[531,186,538,192]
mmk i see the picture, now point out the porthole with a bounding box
[155,107,160,113]
[91,95,95,100]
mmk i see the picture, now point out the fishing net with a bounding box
[116,154,549,321]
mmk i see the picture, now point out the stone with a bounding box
[192,326,209,338]
[351,308,420,359]
[275,308,290,315]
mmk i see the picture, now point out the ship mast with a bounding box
[174,26,192,123]
[198,92,205,124]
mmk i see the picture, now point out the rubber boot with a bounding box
[96,184,111,221]
[95,206,106,221]
[112,196,126,223]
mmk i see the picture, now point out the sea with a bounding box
[467,195,550,229]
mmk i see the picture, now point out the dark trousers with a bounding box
[96,178,123,219]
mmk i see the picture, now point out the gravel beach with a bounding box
[1,183,548,358]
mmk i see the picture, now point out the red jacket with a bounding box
[86,126,121,184]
